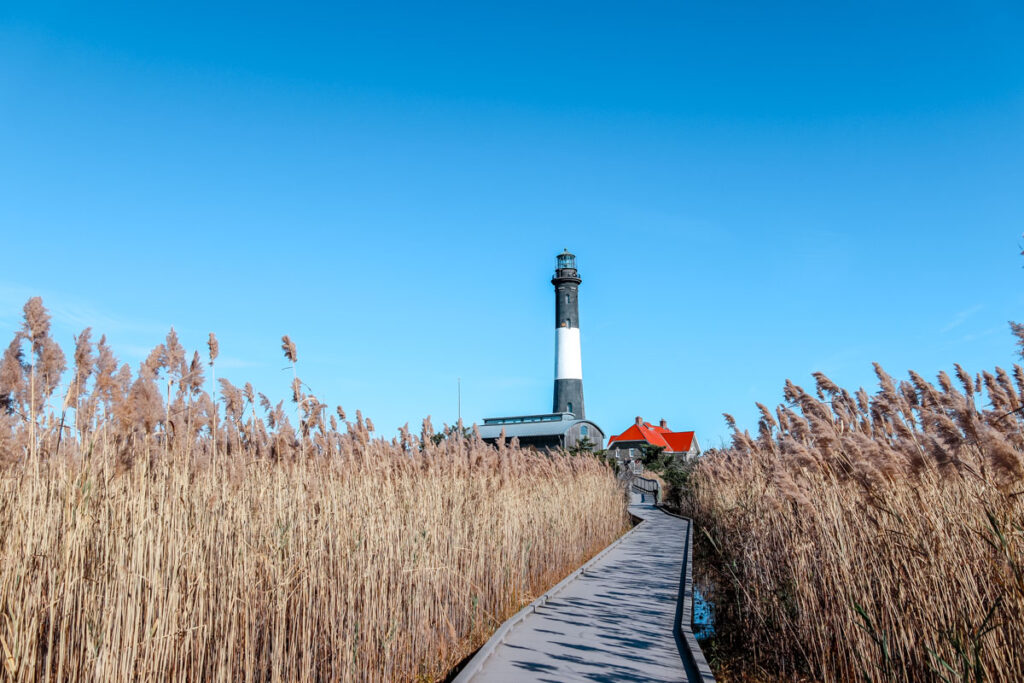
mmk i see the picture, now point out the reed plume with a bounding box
[281,334,297,363]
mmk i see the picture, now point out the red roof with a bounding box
[662,431,695,452]
[607,421,696,453]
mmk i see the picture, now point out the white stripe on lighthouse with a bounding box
[555,327,583,380]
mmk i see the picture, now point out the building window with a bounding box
[581,425,588,436]
[567,402,573,414]
[565,294,569,304]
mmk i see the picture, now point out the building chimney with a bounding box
[660,419,667,429]
[552,250,585,418]
[635,416,643,426]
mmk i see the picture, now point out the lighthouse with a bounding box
[552,249,585,418]
[476,249,602,451]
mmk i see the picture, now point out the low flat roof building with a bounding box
[477,413,604,452]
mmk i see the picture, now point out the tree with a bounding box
[569,436,596,456]
[640,443,666,467]
[430,424,472,446]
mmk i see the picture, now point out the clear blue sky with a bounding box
[2,1,1023,446]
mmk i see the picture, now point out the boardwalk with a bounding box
[454,489,713,682]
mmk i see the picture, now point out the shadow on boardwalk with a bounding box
[454,491,710,682]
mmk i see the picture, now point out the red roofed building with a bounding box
[607,417,701,461]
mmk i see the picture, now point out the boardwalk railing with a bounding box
[631,475,661,503]
[674,507,716,682]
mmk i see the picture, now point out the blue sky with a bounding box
[2,1,1023,446]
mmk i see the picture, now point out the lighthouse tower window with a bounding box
[567,402,573,414]
[565,294,569,304]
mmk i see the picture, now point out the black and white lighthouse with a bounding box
[552,249,585,418]
[476,249,602,451]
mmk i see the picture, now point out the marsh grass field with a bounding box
[9,289,1024,683]
[683,333,1024,682]
[0,298,628,681]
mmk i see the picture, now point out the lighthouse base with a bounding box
[553,379,585,419]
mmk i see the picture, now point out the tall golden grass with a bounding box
[0,298,628,681]
[683,336,1024,682]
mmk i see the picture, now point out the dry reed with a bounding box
[684,331,1024,682]
[0,298,628,681]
